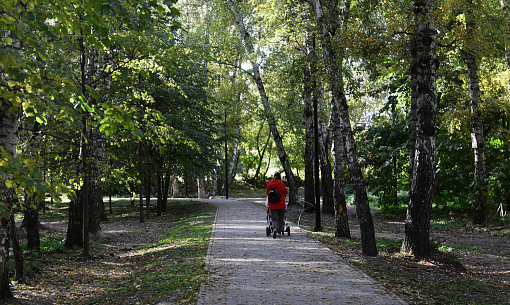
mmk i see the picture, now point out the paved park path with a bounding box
[196,198,407,305]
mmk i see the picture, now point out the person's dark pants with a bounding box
[269,208,286,233]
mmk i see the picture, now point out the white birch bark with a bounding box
[466,0,487,224]
[402,0,438,256]
[0,30,21,298]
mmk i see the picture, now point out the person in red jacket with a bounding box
[266,171,288,237]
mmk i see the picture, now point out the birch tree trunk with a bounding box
[318,119,334,215]
[303,30,317,209]
[227,122,240,187]
[501,0,510,214]
[211,167,218,198]
[310,0,376,255]
[157,173,163,215]
[198,174,207,199]
[466,0,488,225]
[0,76,17,298]
[303,75,316,208]
[0,29,20,297]
[226,0,299,205]
[162,172,170,212]
[332,103,350,237]
[253,122,271,183]
[401,0,438,257]
[172,175,180,198]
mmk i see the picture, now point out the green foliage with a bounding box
[378,199,408,215]
[355,113,409,208]
[0,148,66,204]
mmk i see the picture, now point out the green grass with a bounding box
[430,216,471,230]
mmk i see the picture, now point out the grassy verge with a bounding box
[11,200,216,305]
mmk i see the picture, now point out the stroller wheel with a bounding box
[273,229,277,239]
[266,227,271,237]
[286,226,290,236]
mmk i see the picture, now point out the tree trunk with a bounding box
[88,178,103,233]
[302,30,316,210]
[466,0,488,225]
[310,0,376,255]
[228,122,240,187]
[318,120,334,215]
[332,103,351,238]
[64,35,89,249]
[211,167,218,198]
[502,1,510,215]
[65,191,83,248]
[129,181,136,207]
[253,122,271,183]
[24,194,40,251]
[303,87,316,209]
[145,174,151,219]
[0,191,13,298]
[198,174,207,199]
[24,123,43,250]
[162,172,170,212]
[157,173,163,216]
[401,0,438,257]
[8,212,22,281]
[172,175,180,198]
[409,72,418,180]
[139,142,144,223]
[226,0,299,205]
[0,28,21,298]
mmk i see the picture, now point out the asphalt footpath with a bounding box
[195,198,408,305]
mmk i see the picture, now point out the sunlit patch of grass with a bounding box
[438,244,483,256]
[430,215,470,230]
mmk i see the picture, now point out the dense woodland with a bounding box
[0,0,509,300]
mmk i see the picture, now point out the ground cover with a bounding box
[6,199,215,305]
[287,204,510,305]
[4,191,509,305]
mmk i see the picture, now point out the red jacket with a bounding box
[266,179,288,209]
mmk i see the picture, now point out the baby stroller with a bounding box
[265,208,290,238]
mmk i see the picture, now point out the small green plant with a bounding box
[491,230,510,237]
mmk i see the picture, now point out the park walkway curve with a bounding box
[195,198,407,305]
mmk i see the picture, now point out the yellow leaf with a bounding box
[5,180,13,188]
